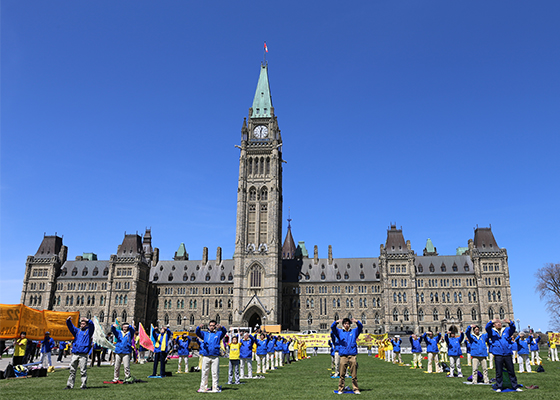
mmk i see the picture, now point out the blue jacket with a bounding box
[465,326,488,357]
[254,335,269,356]
[282,341,290,353]
[274,337,283,351]
[409,336,422,353]
[422,333,441,353]
[240,335,255,358]
[67,319,94,354]
[391,338,402,353]
[331,333,340,353]
[196,326,227,357]
[177,337,191,356]
[152,328,172,353]
[112,325,136,354]
[516,337,530,355]
[445,333,464,357]
[466,341,471,354]
[530,335,540,351]
[267,336,276,353]
[41,337,55,353]
[331,320,363,357]
[485,320,515,356]
[59,341,66,350]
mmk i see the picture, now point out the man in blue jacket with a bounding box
[529,330,541,365]
[515,332,531,373]
[485,318,522,392]
[196,320,227,393]
[177,333,192,373]
[111,322,135,382]
[151,325,172,378]
[465,324,489,384]
[65,317,95,390]
[391,336,402,364]
[331,318,363,395]
[40,332,56,369]
[409,334,423,369]
[266,334,277,371]
[254,332,269,374]
[239,331,255,378]
[445,329,464,378]
[422,331,441,373]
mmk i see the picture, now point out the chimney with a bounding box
[216,247,222,265]
[328,245,333,264]
[203,247,208,265]
[314,245,319,265]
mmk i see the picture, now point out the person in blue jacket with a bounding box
[331,318,363,395]
[391,336,402,364]
[40,331,56,369]
[422,331,442,373]
[409,334,423,369]
[57,340,67,362]
[111,322,135,382]
[254,331,269,374]
[151,325,172,378]
[64,317,95,390]
[176,333,191,373]
[515,332,531,373]
[282,338,291,365]
[465,324,489,384]
[266,334,277,371]
[466,340,472,366]
[196,320,227,393]
[485,318,522,392]
[445,329,464,378]
[274,335,284,367]
[239,331,255,378]
[529,330,541,365]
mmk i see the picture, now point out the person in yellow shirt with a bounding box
[227,336,241,384]
[378,340,385,361]
[385,338,394,363]
[13,332,28,366]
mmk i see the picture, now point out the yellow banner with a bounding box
[548,332,560,346]
[0,304,79,341]
[272,332,389,348]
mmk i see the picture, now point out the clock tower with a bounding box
[233,63,283,327]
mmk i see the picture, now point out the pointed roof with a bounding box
[473,227,500,252]
[282,221,296,260]
[423,238,438,256]
[385,225,407,254]
[35,235,63,259]
[296,241,309,258]
[251,64,272,118]
[174,242,189,260]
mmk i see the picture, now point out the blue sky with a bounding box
[1,1,559,331]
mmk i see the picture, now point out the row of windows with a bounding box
[247,158,271,177]
[488,290,503,302]
[417,262,470,273]
[389,264,407,273]
[32,268,48,277]
[484,277,502,286]
[391,279,408,288]
[61,266,109,277]
[153,272,234,282]
[29,282,46,291]
[158,313,234,328]
[482,263,500,272]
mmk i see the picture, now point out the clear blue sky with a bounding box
[2,1,559,331]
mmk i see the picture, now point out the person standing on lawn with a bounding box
[391,336,402,364]
[151,325,172,378]
[445,329,464,378]
[111,322,135,382]
[465,324,490,384]
[65,317,95,390]
[227,335,241,384]
[409,334,423,369]
[529,331,541,365]
[196,320,227,393]
[239,331,255,378]
[422,331,442,373]
[331,318,363,395]
[515,332,531,373]
[485,318,522,392]
[177,333,192,373]
[254,332,269,374]
[40,332,56,369]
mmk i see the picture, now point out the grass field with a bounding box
[1,352,559,400]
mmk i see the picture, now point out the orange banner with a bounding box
[0,304,79,341]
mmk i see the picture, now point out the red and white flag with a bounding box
[264,42,268,53]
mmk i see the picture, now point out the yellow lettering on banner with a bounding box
[0,304,23,339]
[0,304,79,340]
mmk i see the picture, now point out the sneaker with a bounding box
[211,389,222,393]
[458,374,463,378]
[80,386,88,390]
[197,388,208,393]
[516,388,523,392]
[495,389,501,393]
[447,374,454,378]
[354,390,361,395]
[63,386,72,390]
[337,391,343,395]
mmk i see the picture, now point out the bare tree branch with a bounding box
[535,263,560,330]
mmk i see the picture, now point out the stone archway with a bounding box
[242,306,264,330]
[248,313,262,329]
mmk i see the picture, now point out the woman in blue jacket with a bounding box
[112,322,135,382]
[465,325,489,384]
[391,336,402,364]
[515,332,531,373]
[239,332,255,378]
[254,332,269,374]
[151,325,172,378]
[422,331,442,373]
[445,330,464,378]
[485,318,522,392]
[409,334,423,369]
[40,332,56,369]
[529,331,541,365]
[177,333,191,373]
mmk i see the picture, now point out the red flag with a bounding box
[138,322,154,352]
[264,42,268,53]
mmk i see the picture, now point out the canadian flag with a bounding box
[264,42,268,53]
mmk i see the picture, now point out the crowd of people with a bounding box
[1,316,556,394]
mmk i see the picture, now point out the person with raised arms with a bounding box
[331,318,363,395]
[151,325,172,378]
[422,331,442,373]
[111,322,135,382]
[391,336,402,364]
[485,318,522,392]
[465,324,490,384]
[196,320,227,393]
[176,333,191,373]
[64,317,94,390]
[444,328,464,378]
[254,331,269,375]
[239,331,255,378]
[409,334,423,369]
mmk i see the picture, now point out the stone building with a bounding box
[19,62,515,334]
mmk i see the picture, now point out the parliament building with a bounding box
[19,63,515,335]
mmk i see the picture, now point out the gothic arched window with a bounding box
[250,265,261,287]
[392,309,398,322]
[418,309,424,322]
[404,309,409,322]
[433,309,439,321]
[471,308,477,321]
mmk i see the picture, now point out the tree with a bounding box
[535,263,560,331]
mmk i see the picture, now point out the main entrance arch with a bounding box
[242,306,264,330]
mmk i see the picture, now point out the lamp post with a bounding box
[183,316,187,331]
[516,319,520,331]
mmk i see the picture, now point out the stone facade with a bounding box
[19,63,514,334]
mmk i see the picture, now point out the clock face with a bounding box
[253,125,269,139]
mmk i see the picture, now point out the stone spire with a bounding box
[251,63,273,118]
[282,218,296,259]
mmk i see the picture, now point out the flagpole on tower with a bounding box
[263,41,268,65]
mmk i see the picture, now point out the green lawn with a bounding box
[1,352,559,399]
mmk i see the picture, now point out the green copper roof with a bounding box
[251,64,272,118]
[425,238,435,253]
[82,252,97,261]
[176,243,187,257]
[456,247,468,255]
[297,241,309,258]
